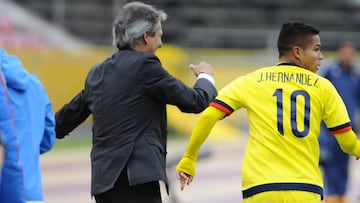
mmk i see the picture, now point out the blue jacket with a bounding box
[0,66,26,203]
[0,49,56,201]
[319,62,360,163]
[322,63,360,122]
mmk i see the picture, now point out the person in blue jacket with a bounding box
[319,41,360,203]
[0,65,26,203]
[0,49,56,203]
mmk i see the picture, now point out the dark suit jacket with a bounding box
[55,49,217,195]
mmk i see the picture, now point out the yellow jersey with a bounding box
[210,63,351,198]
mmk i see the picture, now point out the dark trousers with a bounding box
[94,169,162,203]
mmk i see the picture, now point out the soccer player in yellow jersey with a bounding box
[176,21,360,203]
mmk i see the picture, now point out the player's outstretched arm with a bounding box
[334,130,360,158]
[176,106,225,191]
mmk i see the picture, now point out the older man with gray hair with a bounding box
[55,1,217,203]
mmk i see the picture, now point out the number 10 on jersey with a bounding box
[273,89,310,138]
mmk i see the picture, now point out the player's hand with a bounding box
[176,170,193,191]
[189,61,213,77]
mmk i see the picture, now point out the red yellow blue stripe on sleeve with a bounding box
[329,122,352,135]
[209,99,234,116]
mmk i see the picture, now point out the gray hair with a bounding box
[112,1,167,49]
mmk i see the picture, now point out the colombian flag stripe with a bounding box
[209,99,234,116]
[329,122,352,134]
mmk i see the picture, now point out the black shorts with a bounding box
[94,169,162,203]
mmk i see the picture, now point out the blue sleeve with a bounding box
[357,79,360,107]
[40,96,56,154]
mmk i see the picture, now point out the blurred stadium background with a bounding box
[2,0,360,202]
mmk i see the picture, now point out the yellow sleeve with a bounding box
[334,130,360,157]
[176,106,226,176]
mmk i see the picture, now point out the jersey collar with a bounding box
[277,62,301,67]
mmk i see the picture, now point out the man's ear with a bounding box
[143,32,150,45]
[292,46,302,60]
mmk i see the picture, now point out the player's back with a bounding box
[236,63,350,195]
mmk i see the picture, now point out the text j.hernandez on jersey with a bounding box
[257,71,319,87]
